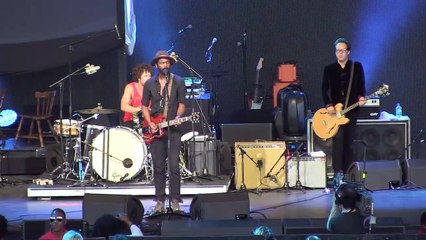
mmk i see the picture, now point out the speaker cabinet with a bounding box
[234,142,286,189]
[221,123,273,147]
[307,119,334,176]
[162,219,282,237]
[190,191,249,220]
[287,156,326,188]
[401,158,426,187]
[347,160,402,190]
[308,119,410,175]
[354,119,410,160]
[186,140,218,176]
[83,194,144,226]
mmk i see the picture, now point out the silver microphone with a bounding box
[177,24,192,34]
[85,64,100,75]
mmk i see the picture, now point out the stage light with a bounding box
[0,109,18,127]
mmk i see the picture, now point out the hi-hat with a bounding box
[76,108,119,114]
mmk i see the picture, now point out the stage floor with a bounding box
[1,137,426,238]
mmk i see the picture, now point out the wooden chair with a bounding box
[14,91,59,147]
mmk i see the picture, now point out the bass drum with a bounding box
[91,126,147,182]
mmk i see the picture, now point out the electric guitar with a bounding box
[312,84,389,140]
[142,112,200,144]
[250,57,264,110]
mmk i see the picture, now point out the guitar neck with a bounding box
[340,93,376,115]
[158,116,190,129]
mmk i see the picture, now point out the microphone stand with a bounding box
[238,31,248,109]
[49,64,89,180]
[236,145,261,195]
[171,53,213,181]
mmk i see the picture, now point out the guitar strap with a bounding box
[162,73,174,119]
[344,61,355,109]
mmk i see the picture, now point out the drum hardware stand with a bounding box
[49,63,99,181]
[236,145,261,195]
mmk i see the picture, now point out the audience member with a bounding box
[326,183,367,234]
[305,235,321,240]
[252,226,277,240]
[0,214,7,240]
[62,230,83,240]
[39,208,68,240]
[417,211,426,234]
[92,214,143,238]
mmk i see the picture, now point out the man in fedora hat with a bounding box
[142,50,186,214]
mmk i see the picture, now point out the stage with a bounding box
[1,137,426,239]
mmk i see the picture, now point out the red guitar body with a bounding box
[141,114,166,144]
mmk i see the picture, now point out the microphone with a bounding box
[177,24,192,34]
[114,24,122,40]
[85,64,100,75]
[170,52,178,62]
[205,37,218,63]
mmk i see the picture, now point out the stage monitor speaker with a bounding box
[354,119,410,161]
[401,158,426,187]
[221,123,273,147]
[45,144,63,172]
[161,219,282,237]
[190,191,250,220]
[22,219,84,240]
[234,142,286,190]
[347,160,402,190]
[283,218,328,235]
[83,194,144,226]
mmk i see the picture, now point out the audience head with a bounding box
[0,214,7,239]
[62,230,83,240]
[252,226,277,240]
[335,183,360,210]
[306,235,321,240]
[50,208,67,234]
[92,214,128,238]
[421,212,426,226]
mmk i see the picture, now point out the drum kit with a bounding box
[51,105,206,185]
[51,106,153,185]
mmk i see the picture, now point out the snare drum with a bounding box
[91,126,147,182]
[54,119,80,136]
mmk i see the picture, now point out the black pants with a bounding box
[332,112,358,173]
[150,128,182,202]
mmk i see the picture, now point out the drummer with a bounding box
[121,63,153,129]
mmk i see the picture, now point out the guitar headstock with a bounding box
[190,112,200,123]
[374,83,390,97]
[256,57,264,71]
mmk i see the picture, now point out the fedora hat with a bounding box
[150,50,176,66]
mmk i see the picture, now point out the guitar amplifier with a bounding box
[359,98,380,119]
[287,154,327,188]
[234,142,286,189]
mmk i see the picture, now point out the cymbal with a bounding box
[76,108,119,115]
